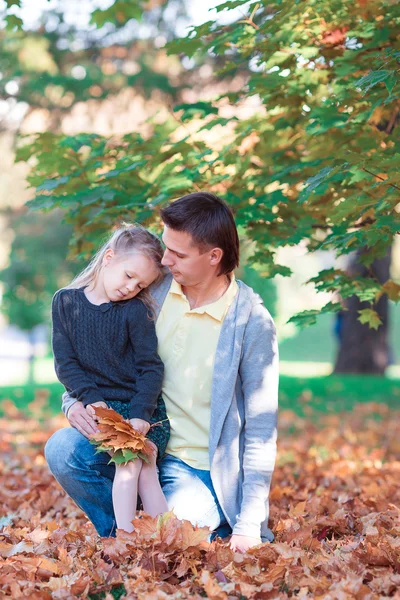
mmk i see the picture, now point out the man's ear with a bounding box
[103,248,115,266]
[209,247,223,267]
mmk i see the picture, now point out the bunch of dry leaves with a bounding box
[0,392,399,599]
[89,406,153,465]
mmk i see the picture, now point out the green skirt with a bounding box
[106,395,170,459]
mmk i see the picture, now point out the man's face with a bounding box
[161,226,214,287]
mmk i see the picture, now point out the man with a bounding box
[45,192,279,552]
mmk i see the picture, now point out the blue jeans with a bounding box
[44,427,232,540]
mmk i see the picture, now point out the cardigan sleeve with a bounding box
[232,302,279,539]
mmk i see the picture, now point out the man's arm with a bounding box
[232,302,279,545]
[61,391,78,417]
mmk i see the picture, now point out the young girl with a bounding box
[51,225,170,533]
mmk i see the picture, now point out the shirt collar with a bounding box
[169,278,185,297]
[168,275,238,322]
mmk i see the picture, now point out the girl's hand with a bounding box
[129,418,151,435]
[86,401,108,422]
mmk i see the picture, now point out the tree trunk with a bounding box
[334,248,391,375]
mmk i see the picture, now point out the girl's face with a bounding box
[101,250,160,302]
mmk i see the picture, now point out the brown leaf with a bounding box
[1,396,399,598]
[90,406,153,461]
[0,540,34,557]
[200,570,229,600]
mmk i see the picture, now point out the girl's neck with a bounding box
[84,276,109,305]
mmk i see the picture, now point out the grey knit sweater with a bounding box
[52,288,164,420]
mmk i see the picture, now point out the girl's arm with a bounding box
[52,291,105,407]
[127,300,164,422]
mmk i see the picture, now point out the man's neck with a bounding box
[181,274,231,310]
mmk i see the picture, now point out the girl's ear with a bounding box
[103,248,115,266]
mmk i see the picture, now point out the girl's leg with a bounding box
[112,459,143,532]
[138,442,168,517]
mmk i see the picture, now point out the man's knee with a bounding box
[45,427,83,480]
[167,488,221,530]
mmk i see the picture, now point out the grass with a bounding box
[1,374,399,419]
[89,585,125,600]
[278,373,400,415]
[279,303,400,364]
[3,304,400,387]
[279,313,337,364]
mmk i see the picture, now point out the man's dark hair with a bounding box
[160,192,239,276]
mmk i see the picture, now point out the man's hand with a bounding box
[129,418,151,435]
[229,534,262,553]
[68,401,107,438]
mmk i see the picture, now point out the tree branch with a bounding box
[362,168,400,192]
[311,217,377,230]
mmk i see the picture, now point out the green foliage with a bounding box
[89,584,126,600]
[0,8,181,112]
[90,439,150,465]
[0,211,82,331]
[2,375,400,419]
[357,307,382,330]
[11,0,400,327]
[90,2,143,28]
[308,269,382,303]
[288,302,343,329]
[4,14,23,31]
[174,102,219,121]
[240,264,277,317]
[3,0,24,31]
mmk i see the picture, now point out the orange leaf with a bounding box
[90,406,150,459]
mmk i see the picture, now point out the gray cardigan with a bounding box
[62,273,279,542]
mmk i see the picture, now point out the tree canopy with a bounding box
[5,0,400,328]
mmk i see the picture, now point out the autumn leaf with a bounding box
[0,540,34,557]
[200,570,229,600]
[1,395,399,597]
[89,406,153,465]
[320,25,349,46]
[129,510,210,551]
[290,500,307,517]
[358,308,383,330]
[157,510,210,550]
[382,280,400,302]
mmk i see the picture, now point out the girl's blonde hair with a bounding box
[66,224,164,314]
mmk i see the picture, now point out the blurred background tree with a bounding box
[0,0,190,382]
[0,210,81,383]
[1,0,400,378]
[0,0,188,128]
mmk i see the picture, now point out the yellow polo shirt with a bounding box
[156,276,239,470]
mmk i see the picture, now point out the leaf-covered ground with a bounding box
[0,393,399,599]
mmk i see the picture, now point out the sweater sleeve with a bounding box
[52,291,105,407]
[127,300,164,421]
[232,302,279,540]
